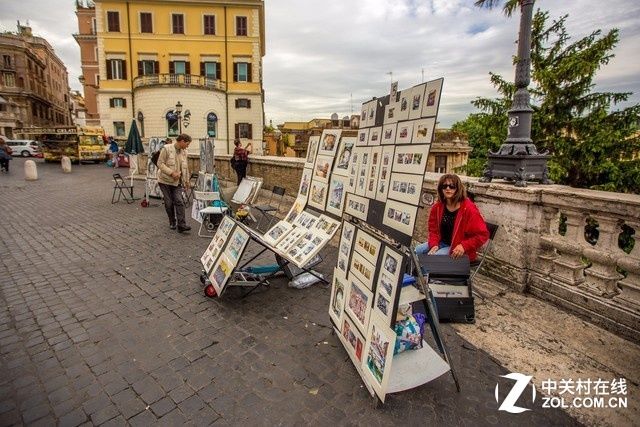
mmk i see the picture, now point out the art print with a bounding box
[383,103,398,125]
[293,210,319,229]
[356,128,369,147]
[191,199,206,223]
[208,253,234,295]
[413,117,436,145]
[276,228,306,253]
[284,231,314,260]
[231,176,262,204]
[367,101,377,127]
[307,181,329,211]
[367,126,382,146]
[314,155,333,183]
[375,146,395,203]
[382,199,419,237]
[340,314,365,363]
[200,237,222,274]
[395,90,410,121]
[217,216,235,238]
[314,214,341,237]
[387,172,424,206]
[345,277,373,336]
[365,146,382,199]
[326,176,347,218]
[284,196,307,224]
[373,246,404,326]
[263,220,293,246]
[350,250,376,291]
[408,83,427,120]
[305,136,320,168]
[354,228,382,267]
[391,144,429,175]
[329,269,349,327]
[290,231,326,267]
[355,147,372,197]
[381,124,397,146]
[395,121,414,145]
[341,220,356,245]
[298,168,312,201]
[360,100,376,128]
[362,316,396,403]
[318,129,342,156]
[333,137,356,176]
[344,193,369,221]
[224,227,249,263]
[421,78,444,118]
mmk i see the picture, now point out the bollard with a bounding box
[61,156,72,173]
[24,159,38,181]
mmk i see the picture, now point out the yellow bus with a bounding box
[14,126,106,163]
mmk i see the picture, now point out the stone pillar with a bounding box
[551,210,586,285]
[24,160,38,181]
[537,206,559,275]
[582,216,624,297]
[616,221,640,309]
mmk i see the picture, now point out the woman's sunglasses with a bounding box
[440,184,457,190]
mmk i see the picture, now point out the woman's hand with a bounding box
[428,246,439,255]
[451,244,465,258]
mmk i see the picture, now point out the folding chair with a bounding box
[470,222,499,300]
[253,186,286,232]
[185,172,199,204]
[194,191,229,237]
[112,173,135,204]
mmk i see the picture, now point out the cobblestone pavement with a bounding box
[0,159,578,426]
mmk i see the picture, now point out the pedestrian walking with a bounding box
[231,139,252,185]
[0,137,13,173]
[157,133,192,232]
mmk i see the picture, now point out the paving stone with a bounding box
[150,397,176,418]
[58,408,88,427]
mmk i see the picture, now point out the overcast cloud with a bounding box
[1,0,639,127]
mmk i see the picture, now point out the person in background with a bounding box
[108,138,119,167]
[0,137,13,173]
[232,139,252,185]
[416,173,489,262]
[157,133,192,232]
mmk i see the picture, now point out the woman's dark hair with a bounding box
[234,139,241,147]
[436,173,467,204]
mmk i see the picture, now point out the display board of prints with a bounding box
[145,137,166,199]
[330,78,443,402]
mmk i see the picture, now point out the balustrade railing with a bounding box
[132,74,226,91]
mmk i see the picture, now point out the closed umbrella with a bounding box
[124,120,144,181]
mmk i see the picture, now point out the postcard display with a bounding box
[330,78,459,403]
[145,137,166,200]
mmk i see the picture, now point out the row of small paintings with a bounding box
[356,117,435,147]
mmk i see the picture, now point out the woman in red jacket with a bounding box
[416,174,489,262]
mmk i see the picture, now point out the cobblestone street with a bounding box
[0,159,578,426]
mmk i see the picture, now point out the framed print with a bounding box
[408,83,427,120]
[344,193,369,221]
[346,147,363,193]
[356,128,369,147]
[367,100,377,127]
[314,214,341,237]
[395,89,410,121]
[373,246,404,326]
[355,228,382,267]
[360,105,368,128]
[365,146,383,199]
[308,180,329,211]
[381,124,397,145]
[191,199,206,223]
[392,144,429,175]
[326,176,347,218]
[387,172,424,206]
[263,220,293,246]
[293,210,319,229]
[200,237,223,274]
[318,129,342,156]
[395,121,414,145]
[421,78,444,118]
[340,314,366,363]
[367,126,382,146]
[361,315,396,403]
[218,216,235,238]
[329,269,349,328]
[350,250,376,291]
[314,155,334,183]
[276,227,306,253]
[337,252,350,276]
[284,195,307,224]
[298,168,312,202]
[224,227,250,264]
[333,137,356,176]
[413,117,436,145]
[290,231,327,267]
[355,147,371,197]
[382,199,419,237]
[232,176,263,205]
[383,103,398,125]
[345,276,373,336]
[208,253,234,295]
[341,221,356,246]
[305,136,320,168]
[375,146,395,202]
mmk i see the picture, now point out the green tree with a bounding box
[455,9,640,192]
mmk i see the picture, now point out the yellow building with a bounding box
[95,0,265,154]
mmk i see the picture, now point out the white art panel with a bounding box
[413,117,436,145]
[421,78,444,118]
[395,121,414,145]
[367,126,382,146]
[408,83,427,120]
[382,199,419,237]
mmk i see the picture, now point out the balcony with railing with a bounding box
[132,74,226,92]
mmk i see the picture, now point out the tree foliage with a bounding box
[453,10,640,193]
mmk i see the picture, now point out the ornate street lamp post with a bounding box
[480,0,551,187]
[175,101,183,133]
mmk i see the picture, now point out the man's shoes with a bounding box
[169,223,177,230]
[177,225,191,233]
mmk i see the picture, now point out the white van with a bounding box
[6,140,40,157]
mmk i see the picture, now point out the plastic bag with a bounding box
[288,271,324,289]
[393,314,425,355]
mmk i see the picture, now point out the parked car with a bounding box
[6,140,40,157]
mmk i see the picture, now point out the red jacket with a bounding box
[427,198,489,262]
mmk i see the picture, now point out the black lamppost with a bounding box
[479,0,551,187]
[175,101,183,133]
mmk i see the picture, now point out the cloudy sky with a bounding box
[1,0,639,127]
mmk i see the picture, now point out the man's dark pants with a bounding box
[158,183,187,227]
[235,162,247,185]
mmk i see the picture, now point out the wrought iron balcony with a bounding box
[132,74,226,92]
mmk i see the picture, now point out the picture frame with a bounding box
[293,210,319,229]
[284,195,307,224]
[383,102,398,125]
[346,147,363,193]
[413,117,436,145]
[361,315,397,403]
[333,137,356,177]
[350,250,376,291]
[231,176,263,205]
[421,78,444,118]
[337,229,354,276]
[314,214,341,237]
[391,144,429,175]
[365,146,382,199]
[395,89,410,122]
[354,228,382,267]
[344,276,373,336]
[329,269,349,328]
[360,99,376,128]
[200,236,223,275]
[298,168,313,202]
[289,230,328,267]
[367,126,382,146]
[308,180,329,211]
[356,128,369,147]
[313,155,334,183]
[191,199,206,223]
[355,147,371,197]
[408,83,427,120]
[276,227,306,254]
[375,146,395,203]
[382,198,419,237]
[318,129,342,156]
[326,176,347,218]
[387,172,424,206]
[344,193,370,221]
[381,123,397,146]
[373,245,404,326]
[305,135,320,168]
[340,313,366,363]
[217,216,235,238]
[224,226,250,264]
[208,253,234,296]
[341,220,356,245]
[263,220,293,246]
[395,120,414,145]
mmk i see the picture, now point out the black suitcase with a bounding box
[417,254,475,324]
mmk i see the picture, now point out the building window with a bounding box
[207,112,217,137]
[91,17,97,34]
[172,13,184,34]
[236,16,247,36]
[170,61,187,75]
[138,60,157,76]
[235,123,252,139]
[435,155,447,174]
[109,98,126,108]
[140,12,153,33]
[3,73,15,87]
[203,15,215,35]
[106,59,126,80]
[113,121,125,137]
[234,62,251,82]
[201,61,219,79]
[166,111,179,137]
[235,98,251,109]
[107,11,120,32]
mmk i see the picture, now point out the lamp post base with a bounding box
[479,152,553,187]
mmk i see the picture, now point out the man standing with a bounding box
[232,139,252,185]
[157,133,192,232]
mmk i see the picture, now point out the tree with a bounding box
[454,9,640,192]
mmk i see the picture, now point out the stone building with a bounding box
[94,0,265,155]
[0,23,72,139]
[74,0,101,126]
[275,114,357,158]
[428,129,472,174]
[70,90,88,126]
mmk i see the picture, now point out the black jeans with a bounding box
[158,183,187,227]
[235,162,247,185]
[0,158,9,172]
